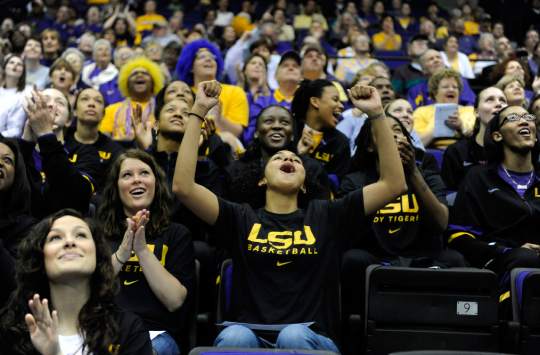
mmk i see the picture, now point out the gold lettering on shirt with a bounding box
[246,224,318,256]
[99,151,112,160]
[68,154,78,163]
[534,187,540,197]
[122,244,168,272]
[314,151,332,163]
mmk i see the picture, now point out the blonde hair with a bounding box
[117,56,164,97]
[428,68,463,99]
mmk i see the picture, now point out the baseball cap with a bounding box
[278,51,301,66]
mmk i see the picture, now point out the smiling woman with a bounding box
[0,54,30,138]
[97,149,195,355]
[291,79,351,180]
[0,209,153,355]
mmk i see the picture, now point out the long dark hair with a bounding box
[3,54,26,92]
[484,106,540,168]
[0,137,30,218]
[97,149,173,238]
[290,79,334,138]
[0,209,119,355]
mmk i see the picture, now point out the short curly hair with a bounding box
[174,39,224,85]
[117,56,164,97]
[428,68,463,100]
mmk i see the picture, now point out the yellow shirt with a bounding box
[464,21,480,36]
[372,32,402,51]
[99,100,155,141]
[194,84,248,127]
[135,13,167,44]
[413,104,476,149]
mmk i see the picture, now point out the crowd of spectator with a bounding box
[1,0,540,354]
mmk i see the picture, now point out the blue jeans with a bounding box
[214,324,339,353]
[152,332,180,355]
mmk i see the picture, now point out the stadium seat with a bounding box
[188,347,339,355]
[216,258,233,325]
[510,268,540,355]
[179,259,201,353]
[365,266,501,355]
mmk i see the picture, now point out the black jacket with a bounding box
[442,137,486,191]
[19,134,100,218]
[448,164,540,267]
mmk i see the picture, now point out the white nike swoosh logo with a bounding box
[276,261,293,267]
[488,188,500,194]
[463,161,473,167]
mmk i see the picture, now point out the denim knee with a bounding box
[214,325,260,348]
[152,332,180,355]
[276,324,315,349]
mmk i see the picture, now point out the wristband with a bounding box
[367,112,385,120]
[115,252,128,265]
[188,112,205,122]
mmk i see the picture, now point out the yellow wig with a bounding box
[118,56,164,98]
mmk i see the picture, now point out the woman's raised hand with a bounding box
[131,104,153,150]
[24,89,56,137]
[192,80,221,117]
[348,85,384,119]
[25,294,61,355]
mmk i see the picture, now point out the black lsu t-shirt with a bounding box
[214,189,365,340]
[110,223,195,335]
[340,167,446,257]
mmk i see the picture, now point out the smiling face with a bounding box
[444,36,459,55]
[4,56,23,79]
[0,143,15,193]
[76,88,104,125]
[118,158,156,217]
[387,99,414,132]
[312,85,344,129]
[23,39,42,61]
[476,87,507,125]
[495,106,537,154]
[164,81,194,107]
[503,80,525,106]
[192,48,217,81]
[420,49,444,75]
[43,215,96,282]
[434,77,460,104]
[158,99,190,136]
[264,150,306,194]
[256,106,294,150]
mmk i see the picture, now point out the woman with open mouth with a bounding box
[448,105,540,317]
[98,149,195,355]
[173,80,405,351]
[413,68,477,149]
[292,79,351,185]
[0,209,153,355]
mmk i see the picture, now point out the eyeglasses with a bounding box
[500,113,536,127]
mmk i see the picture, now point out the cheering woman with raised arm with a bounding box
[172,81,406,351]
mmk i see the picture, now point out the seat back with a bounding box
[510,268,540,355]
[390,351,514,355]
[365,266,500,355]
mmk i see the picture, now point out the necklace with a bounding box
[501,165,534,190]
